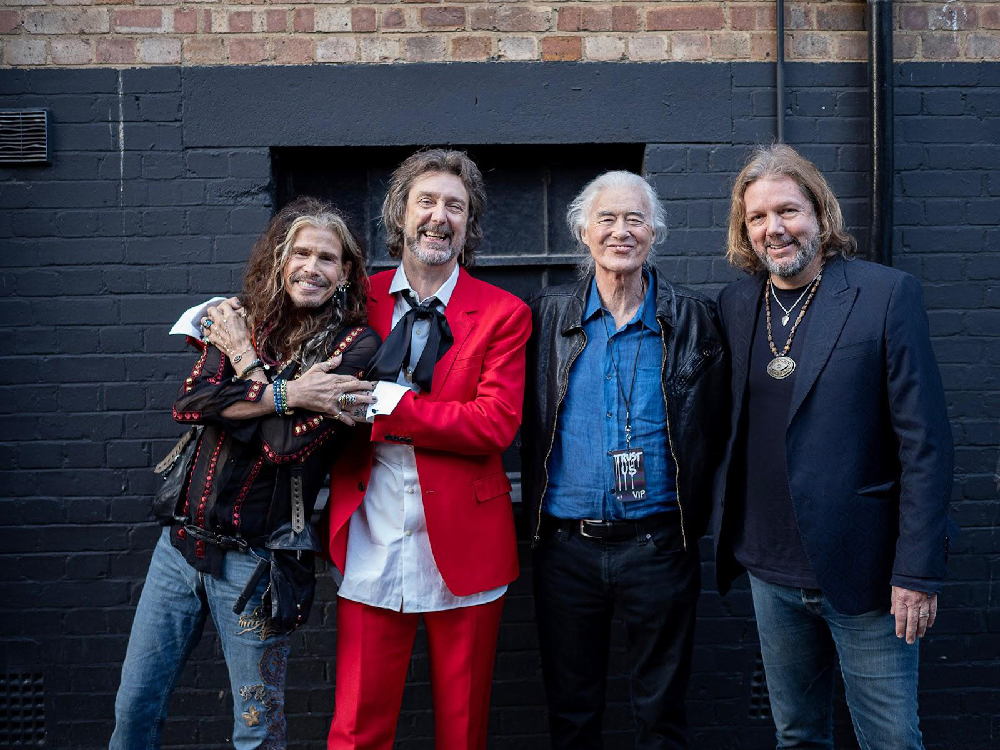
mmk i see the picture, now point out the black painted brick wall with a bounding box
[1,62,997,750]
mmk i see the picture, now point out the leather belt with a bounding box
[182,523,250,553]
[542,513,674,541]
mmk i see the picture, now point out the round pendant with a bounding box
[766,355,796,380]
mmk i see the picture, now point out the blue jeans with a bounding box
[749,574,923,750]
[533,515,699,750]
[110,527,290,750]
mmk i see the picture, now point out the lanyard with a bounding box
[599,279,646,448]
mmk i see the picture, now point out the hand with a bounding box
[286,354,376,426]
[203,298,253,365]
[890,586,938,644]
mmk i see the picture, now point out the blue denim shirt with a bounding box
[544,272,678,520]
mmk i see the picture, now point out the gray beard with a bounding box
[406,233,459,267]
[758,235,820,278]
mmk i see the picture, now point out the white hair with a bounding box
[566,170,668,273]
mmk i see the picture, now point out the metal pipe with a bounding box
[869,0,894,265]
[776,0,785,143]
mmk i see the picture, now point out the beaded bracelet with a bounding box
[273,378,294,416]
[273,378,286,416]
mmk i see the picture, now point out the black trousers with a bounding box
[532,515,700,750]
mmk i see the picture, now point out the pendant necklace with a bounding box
[769,276,816,327]
[765,269,822,380]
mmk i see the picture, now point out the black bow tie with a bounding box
[367,291,453,392]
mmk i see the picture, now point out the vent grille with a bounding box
[0,110,50,165]
[0,673,46,746]
[748,652,772,720]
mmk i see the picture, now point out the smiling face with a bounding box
[401,171,470,269]
[281,224,351,309]
[743,175,823,288]
[582,186,654,280]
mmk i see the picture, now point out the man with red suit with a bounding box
[324,149,531,750]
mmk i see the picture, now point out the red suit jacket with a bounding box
[326,268,531,597]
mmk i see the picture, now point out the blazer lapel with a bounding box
[369,276,396,340]
[429,268,477,398]
[788,257,857,424]
[729,275,765,415]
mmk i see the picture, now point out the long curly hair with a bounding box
[381,149,487,269]
[241,197,370,366]
[727,144,857,275]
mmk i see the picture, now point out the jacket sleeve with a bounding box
[258,328,381,464]
[172,343,269,442]
[884,273,954,593]
[371,300,531,455]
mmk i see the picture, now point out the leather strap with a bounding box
[290,465,305,533]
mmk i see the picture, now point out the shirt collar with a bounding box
[388,262,460,308]
[583,268,660,332]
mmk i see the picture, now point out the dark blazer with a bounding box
[712,256,953,615]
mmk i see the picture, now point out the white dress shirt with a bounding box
[338,263,507,613]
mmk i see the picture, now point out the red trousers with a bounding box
[327,595,505,750]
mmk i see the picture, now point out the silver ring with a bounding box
[918,612,930,618]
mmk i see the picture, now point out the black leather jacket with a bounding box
[520,267,730,550]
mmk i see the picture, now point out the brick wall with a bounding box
[1,62,998,748]
[2,0,1000,66]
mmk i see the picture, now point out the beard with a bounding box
[405,224,461,267]
[755,233,820,279]
[287,272,332,309]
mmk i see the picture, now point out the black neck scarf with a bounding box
[367,291,453,392]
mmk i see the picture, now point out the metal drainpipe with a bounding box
[776,0,785,142]
[869,0,894,265]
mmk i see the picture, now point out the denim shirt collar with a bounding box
[583,268,660,333]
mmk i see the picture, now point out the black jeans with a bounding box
[532,514,700,750]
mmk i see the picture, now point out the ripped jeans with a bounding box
[110,527,290,750]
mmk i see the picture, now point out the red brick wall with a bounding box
[1,2,998,69]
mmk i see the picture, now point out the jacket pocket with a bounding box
[474,472,513,504]
[830,338,877,362]
[856,479,898,497]
[451,353,485,371]
[675,338,722,387]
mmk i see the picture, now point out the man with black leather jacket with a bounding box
[521,171,728,750]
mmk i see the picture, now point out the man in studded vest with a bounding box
[110,198,378,750]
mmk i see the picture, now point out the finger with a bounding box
[916,609,929,640]
[904,606,919,644]
[345,380,377,392]
[326,353,343,366]
[893,600,907,639]
[927,595,938,629]
[228,297,242,308]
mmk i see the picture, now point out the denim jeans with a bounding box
[533,516,699,750]
[749,574,923,750]
[110,527,290,750]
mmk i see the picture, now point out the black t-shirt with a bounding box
[733,282,820,589]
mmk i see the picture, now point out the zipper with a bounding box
[661,326,688,552]
[533,330,587,546]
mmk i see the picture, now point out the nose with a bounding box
[301,253,319,273]
[765,212,785,236]
[611,217,630,237]
[430,200,448,225]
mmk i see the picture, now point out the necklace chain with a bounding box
[765,271,822,358]
[769,270,819,325]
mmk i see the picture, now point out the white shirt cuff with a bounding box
[366,381,409,422]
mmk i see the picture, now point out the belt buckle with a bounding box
[578,519,605,539]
